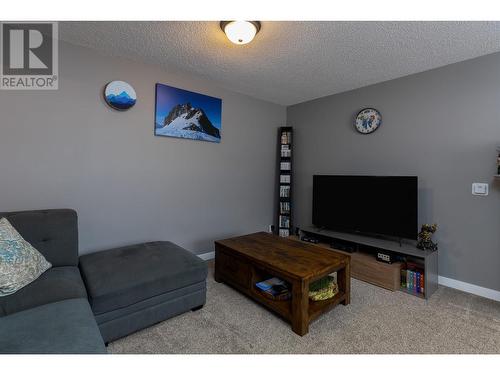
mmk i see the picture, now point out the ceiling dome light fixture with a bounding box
[220,21,261,45]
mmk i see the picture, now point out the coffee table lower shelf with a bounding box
[214,238,351,336]
[250,287,347,323]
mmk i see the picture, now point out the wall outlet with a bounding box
[268,224,275,233]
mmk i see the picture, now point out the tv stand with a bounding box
[295,226,438,299]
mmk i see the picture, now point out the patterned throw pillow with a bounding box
[0,217,52,297]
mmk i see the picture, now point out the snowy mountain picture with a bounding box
[104,81,137,110]
[155,83,222,143]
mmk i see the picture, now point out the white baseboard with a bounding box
[198,251,215,261]
[438,276,500,302]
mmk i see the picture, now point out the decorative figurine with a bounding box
[417,224,438,251]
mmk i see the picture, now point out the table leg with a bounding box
[214,270,222,283]
[338,262,351,305]
[214,252,222,283]
[291,279,309,336]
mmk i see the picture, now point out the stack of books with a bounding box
[255,277,291,300]
[401,262,425,295]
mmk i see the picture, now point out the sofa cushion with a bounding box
[0,218,52,297]
[0,266,87,316]
[0,209,78,267]
[0,298,106,354]
[79,241,208,315]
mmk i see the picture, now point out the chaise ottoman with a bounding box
[79,241,208,343]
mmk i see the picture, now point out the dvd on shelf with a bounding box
[281,144,292,157]
[279,229,290,237]
[280,185,291,198]
[280,161,291,171]
[279,215,290,228]
[280,174,291,184]
[280,202,290,214]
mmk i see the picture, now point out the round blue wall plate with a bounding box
[104,81,137,110]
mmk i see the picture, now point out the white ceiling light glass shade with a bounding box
[220,21,261,45]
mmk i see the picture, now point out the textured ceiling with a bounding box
[59,21,500,105]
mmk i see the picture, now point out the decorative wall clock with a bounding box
[104,81,137,110]
[354,108,382,134]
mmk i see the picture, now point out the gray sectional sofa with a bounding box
[0,209,208,354]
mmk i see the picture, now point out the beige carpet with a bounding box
[109,263,500,354]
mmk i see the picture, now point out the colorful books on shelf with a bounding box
[401,268,425,295]
[255,277,291,300]
[400,269,406,288]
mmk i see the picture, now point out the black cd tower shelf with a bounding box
[276,126,293,237]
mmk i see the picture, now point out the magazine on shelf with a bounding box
[255,277,290,299]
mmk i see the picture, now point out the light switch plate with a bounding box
[472,182,488,196]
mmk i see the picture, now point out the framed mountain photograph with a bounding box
[154,83,222,143]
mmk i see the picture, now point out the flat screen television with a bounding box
[312,175,418,240]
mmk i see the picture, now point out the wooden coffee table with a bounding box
[214,232,350,336]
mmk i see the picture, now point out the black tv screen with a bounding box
[312,175,418,240]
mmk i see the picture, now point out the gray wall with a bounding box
[0,41,285,255]
[288,53,500,291]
